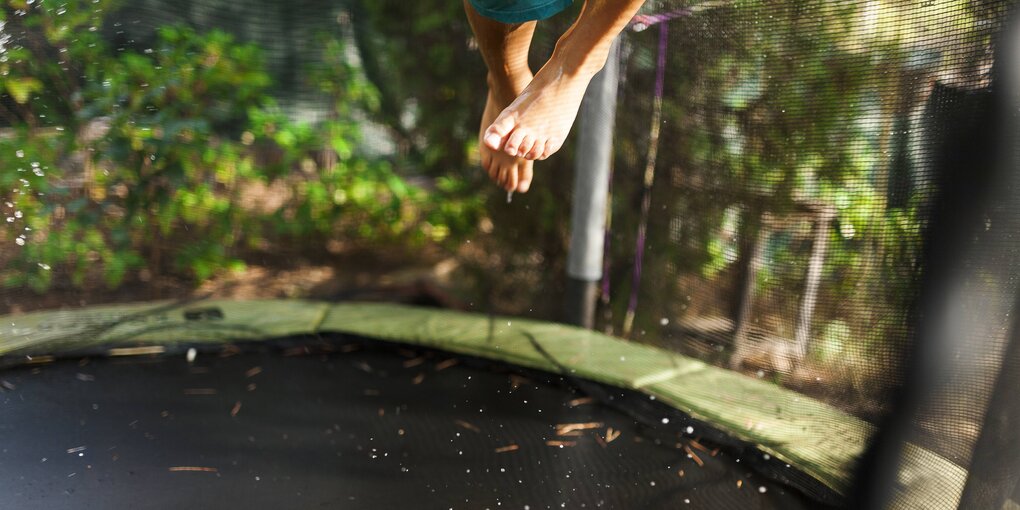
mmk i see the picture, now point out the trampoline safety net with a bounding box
[1,0,1019,509]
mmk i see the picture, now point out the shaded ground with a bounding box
[0,246,466,316]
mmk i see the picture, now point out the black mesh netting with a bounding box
[1,0,1018,508]
[607,0,1005,456]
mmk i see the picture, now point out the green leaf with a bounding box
[5,77,43,104]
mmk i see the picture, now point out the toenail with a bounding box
[485,133,502,148]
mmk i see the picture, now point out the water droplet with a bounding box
[758,486,767,494]
[661,418,669,425]
[659,318,669,326]
[685,426,694,434]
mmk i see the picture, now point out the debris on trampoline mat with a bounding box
[1,337,820,509]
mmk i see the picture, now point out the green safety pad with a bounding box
[0,299,329,355]
[645,358,967,505]
[105,299,330,343]
[647,368,871,493]
[318,302,705,389]
[0,301,173,355]
[316,302,558,371]
[0,298,970,507]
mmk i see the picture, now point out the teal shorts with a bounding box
[469,0,573,23]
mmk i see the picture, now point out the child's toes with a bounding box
[516,164,533,193]
[516,135,536,158]
[525,140,545,160]
[484,115,515,151]
[541,137,562,160]
[504,164,519,192]
[503,129,527,157]
[491,167,504,185]
[501,165,514,189]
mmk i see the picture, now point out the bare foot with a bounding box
[480,74,535,193]
[482,50,600,161]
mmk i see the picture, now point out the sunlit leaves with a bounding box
[0,2,484,291]
[4,76,41,103]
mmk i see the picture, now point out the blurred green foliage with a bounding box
[0,0,481,290]
[602,0,1004,368]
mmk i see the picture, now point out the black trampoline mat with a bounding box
[0,339,821,509]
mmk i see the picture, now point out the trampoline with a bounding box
[3,0,1020,509]
[0,300,969,509]
[1,316,821,509]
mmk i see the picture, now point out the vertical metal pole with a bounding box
[564,39,621,329]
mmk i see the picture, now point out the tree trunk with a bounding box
[729,211,766,370]
[731,207,762,319]
[793,208,835,362]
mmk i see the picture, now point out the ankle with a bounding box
[487,70,530,96]
[550,36,610,78]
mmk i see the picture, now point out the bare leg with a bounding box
[482,0,645,160]
[464,1,537,193]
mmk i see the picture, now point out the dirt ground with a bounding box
[0,245,469,317]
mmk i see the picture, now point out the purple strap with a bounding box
[655,19,668,99]
[630,7,692,31]
[611,6,705,333]
[623,21,669,334]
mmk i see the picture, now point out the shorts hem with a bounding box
[468,0,573,23]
